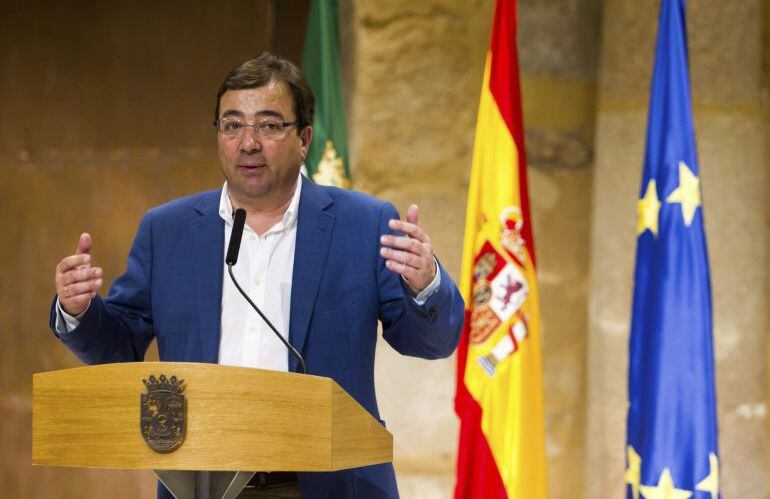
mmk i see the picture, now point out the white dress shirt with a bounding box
[55,173,441,372]
[217,178,301,371]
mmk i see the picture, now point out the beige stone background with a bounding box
[0,0,767,498]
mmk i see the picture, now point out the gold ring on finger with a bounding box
[63,285,69,298]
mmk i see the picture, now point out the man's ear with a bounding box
[300,125,313,150]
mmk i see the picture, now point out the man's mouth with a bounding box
[238,163,266,171]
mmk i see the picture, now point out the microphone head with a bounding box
[225,208,247,266]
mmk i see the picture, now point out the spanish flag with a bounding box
[454,0,547,497]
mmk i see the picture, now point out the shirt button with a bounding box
[254,277,261,286]
[249,234,256,241]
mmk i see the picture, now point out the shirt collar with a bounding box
[218,171,303,230]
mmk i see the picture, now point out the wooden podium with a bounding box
[32,362,393,499]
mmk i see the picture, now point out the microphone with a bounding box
[225,208,307,374]
[225,209,247,265]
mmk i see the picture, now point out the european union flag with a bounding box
[625,0,720,498]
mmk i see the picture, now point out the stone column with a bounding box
[518,0,600,497]
[345,1,494,496]
[587,1,767,497]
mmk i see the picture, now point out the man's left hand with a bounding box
[380,204,437,293]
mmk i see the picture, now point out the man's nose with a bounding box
[239,126,263,152]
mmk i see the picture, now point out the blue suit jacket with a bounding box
[50,176,464,498]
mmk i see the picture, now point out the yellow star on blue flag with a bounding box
[625,446,642,499]
[639,468,691,499]
[665,161,701,226]
[637,180,661,236]
[695,453,719,499]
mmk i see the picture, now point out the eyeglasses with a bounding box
[213,117,299,140]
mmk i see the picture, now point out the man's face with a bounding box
[216,81,311,205]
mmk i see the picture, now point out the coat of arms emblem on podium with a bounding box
[140,374,186,453]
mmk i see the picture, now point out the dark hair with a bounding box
[214,52,315,131]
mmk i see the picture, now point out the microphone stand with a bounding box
[226,264,308,375]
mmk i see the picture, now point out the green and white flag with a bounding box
[302,0,351,188]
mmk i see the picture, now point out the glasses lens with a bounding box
[218,119,243,136]
[258,119,285,138]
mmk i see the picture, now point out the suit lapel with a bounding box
[191,194,225,364]
[289,177,334,372]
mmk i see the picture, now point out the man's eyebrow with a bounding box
[255,110,284,119]
[220,110,244,118]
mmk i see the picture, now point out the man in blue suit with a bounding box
[50,53,463,498]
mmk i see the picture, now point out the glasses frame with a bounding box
[212,118,300,139]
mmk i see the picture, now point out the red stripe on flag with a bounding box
[487,0,537,267]
[455,312,508,499]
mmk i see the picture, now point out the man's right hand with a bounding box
[55,233,104,317]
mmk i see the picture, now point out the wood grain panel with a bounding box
[331,382,393,471]
[33,362,391,471]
